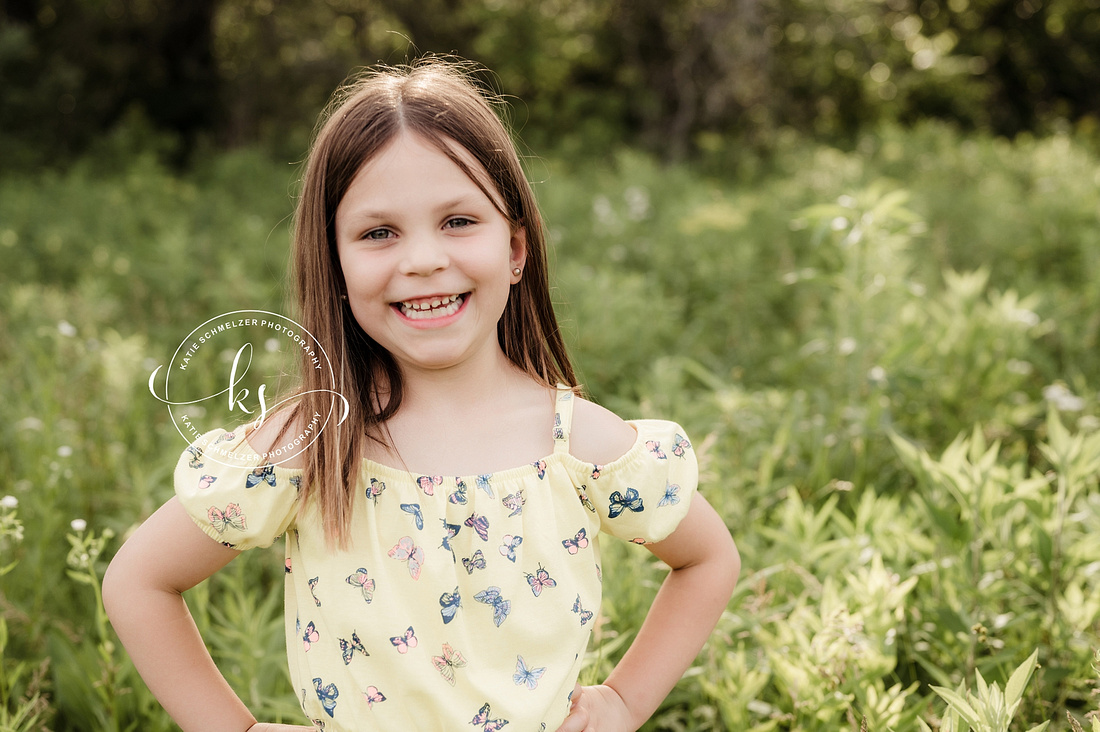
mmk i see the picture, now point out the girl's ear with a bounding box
[509,225,528,278]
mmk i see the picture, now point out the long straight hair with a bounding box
[290,58,576,546]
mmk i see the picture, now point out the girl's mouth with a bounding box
[395,293,467,320]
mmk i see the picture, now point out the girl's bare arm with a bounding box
[103,497,312,732]
[560,398,741,731]
[560,494,740,731]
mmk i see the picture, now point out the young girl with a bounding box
[104,58,740,732]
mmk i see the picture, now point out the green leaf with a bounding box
[1005,649,1039,708]
[932,686,983,730]
[66,569,95,585]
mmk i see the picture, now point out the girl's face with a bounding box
[334,131,526,377]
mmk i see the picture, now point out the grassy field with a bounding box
[1,122,1099,731]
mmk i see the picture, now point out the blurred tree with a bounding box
[608,0,773,159]
[1,0,1097,169]
[910,0,1100,135]
[0,0,219,167]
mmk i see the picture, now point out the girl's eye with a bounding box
[445,217,475,230]
[363,228,393,241]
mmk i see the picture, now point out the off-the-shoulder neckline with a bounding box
[235,419,674,484]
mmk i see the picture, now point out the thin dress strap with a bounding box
[552,386,575,455]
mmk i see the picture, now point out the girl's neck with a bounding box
[397,346,527,415]
[368,350,556,476]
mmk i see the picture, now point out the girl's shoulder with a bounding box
[560,395,699,545]
[567,396,638,465]
[244,408,309,469]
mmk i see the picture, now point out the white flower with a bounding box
[1043,384,1085,412]
[15,417,43,431]
[0,495,17,509]
[57,445,73,458]
[1010,308,1040,327]
[58,320,77,337]
[70,518,87,532]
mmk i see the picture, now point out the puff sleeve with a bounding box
[569,420,698,544]
[173,428,301,550]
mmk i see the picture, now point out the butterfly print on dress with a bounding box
[499,534,522,562]
[338,631,368,664]
[513,655,546,690]
[465,513,490,542]
[470,702,509,731]
[389,626,417,653]
[561,529,589,554]
[345,568,375,602]
[208,503,246,533]
[388,537,424,580]
[432,643,467,686]
[245,464,276,489]
[416,475,442,496]
[462,549,486,574]
[524,565,557,596]
[658,482,680,507]
[312,677,338,718]
[439,587,461,624]
[607,487,644,518]
[400,502,424,530]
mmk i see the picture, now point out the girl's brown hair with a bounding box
[289,58,576,545]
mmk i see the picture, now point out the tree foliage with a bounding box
[2,0,1098,164]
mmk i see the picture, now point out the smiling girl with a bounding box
[104,58,740,732]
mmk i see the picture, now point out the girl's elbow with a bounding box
[726,540,741,596]
[102,549,153,625]
[101,555,129,623]
[716,531,741,599]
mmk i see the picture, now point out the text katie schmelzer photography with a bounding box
[147,309,348,467]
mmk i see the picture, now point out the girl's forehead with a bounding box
[349,130,505,209]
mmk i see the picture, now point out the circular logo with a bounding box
[148,310,347,468]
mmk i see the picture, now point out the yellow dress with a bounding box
[175,389,697,731]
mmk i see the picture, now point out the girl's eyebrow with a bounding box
[344,194,489,224]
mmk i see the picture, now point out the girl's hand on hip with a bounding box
[554,683,636,732]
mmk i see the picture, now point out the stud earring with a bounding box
[512,267,522,277]
[340,294,348,301]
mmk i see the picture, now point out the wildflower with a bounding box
[15,416,43,431]
[1010,308,1040,327]
[1043,384,1085,412]
[623,186,650,221]
[0,495,17,509]
[58,445,73,457]
[58,320,77,337]
[71,518,87,532]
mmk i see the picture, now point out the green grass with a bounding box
[1,121,1098,730]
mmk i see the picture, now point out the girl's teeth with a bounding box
[400,294,462,319]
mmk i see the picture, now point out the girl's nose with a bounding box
[398,232,449,276]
